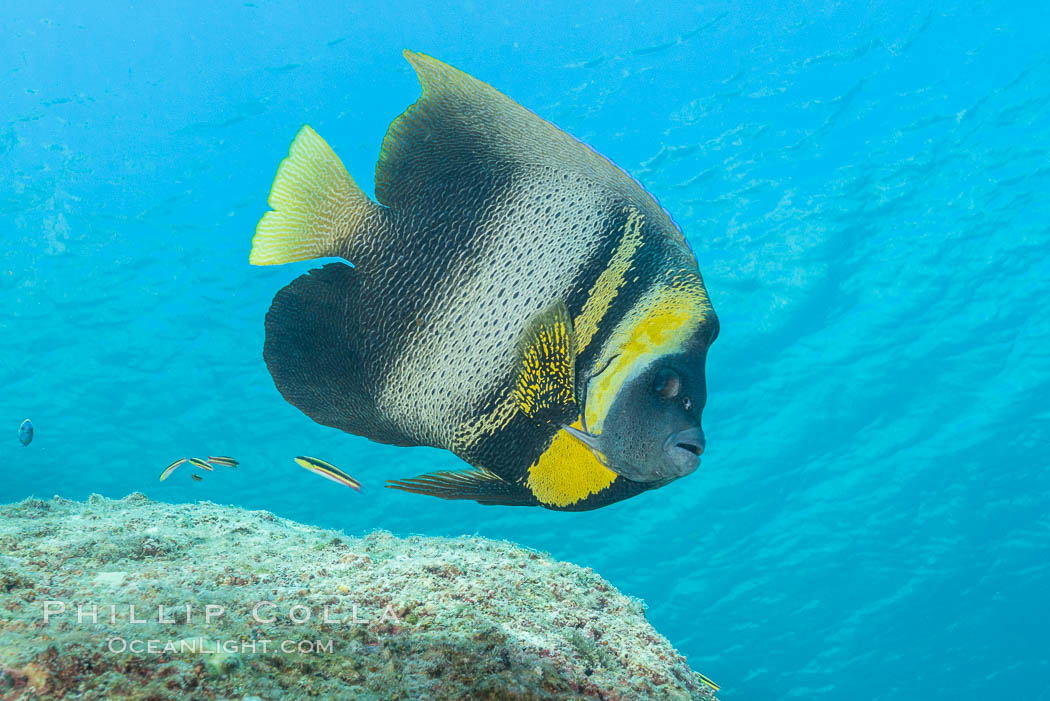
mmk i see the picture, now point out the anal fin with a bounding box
[386,468,538,507]
[513,300,578,426]
[264,262,416,447]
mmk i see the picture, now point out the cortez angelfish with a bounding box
[252,51,718,511]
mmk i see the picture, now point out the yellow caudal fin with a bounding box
[251,125,378,265]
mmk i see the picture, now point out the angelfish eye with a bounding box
[653,368,681,399]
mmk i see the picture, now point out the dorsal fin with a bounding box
[376,50,684,247]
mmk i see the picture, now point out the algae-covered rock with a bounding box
[0,494,718,700]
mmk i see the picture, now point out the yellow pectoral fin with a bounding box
[525,421,618,507]
[514,300,577,423]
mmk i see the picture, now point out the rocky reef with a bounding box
[0,494,717,700]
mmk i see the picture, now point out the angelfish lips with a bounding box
[663,426,705,477]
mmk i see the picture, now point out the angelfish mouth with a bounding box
[675,442,702,456]
[663,427,705,476]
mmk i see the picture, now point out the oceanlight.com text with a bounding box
[106,637,335,655]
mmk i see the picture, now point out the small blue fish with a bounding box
[18,419,33,447]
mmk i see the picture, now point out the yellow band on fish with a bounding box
[525,419,617,507]
[586,274,712,432]
[573,207,645,356]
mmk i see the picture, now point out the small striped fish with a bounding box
[294,456,361,491]
[159,458,187,482]
[188,458,213,472]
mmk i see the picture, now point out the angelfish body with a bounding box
[253,51,718,511]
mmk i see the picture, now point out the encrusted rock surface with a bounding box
[0,494,717,700]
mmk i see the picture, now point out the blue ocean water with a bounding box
[3,1,1049,698]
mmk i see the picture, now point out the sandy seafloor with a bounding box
[0,494,718,700]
